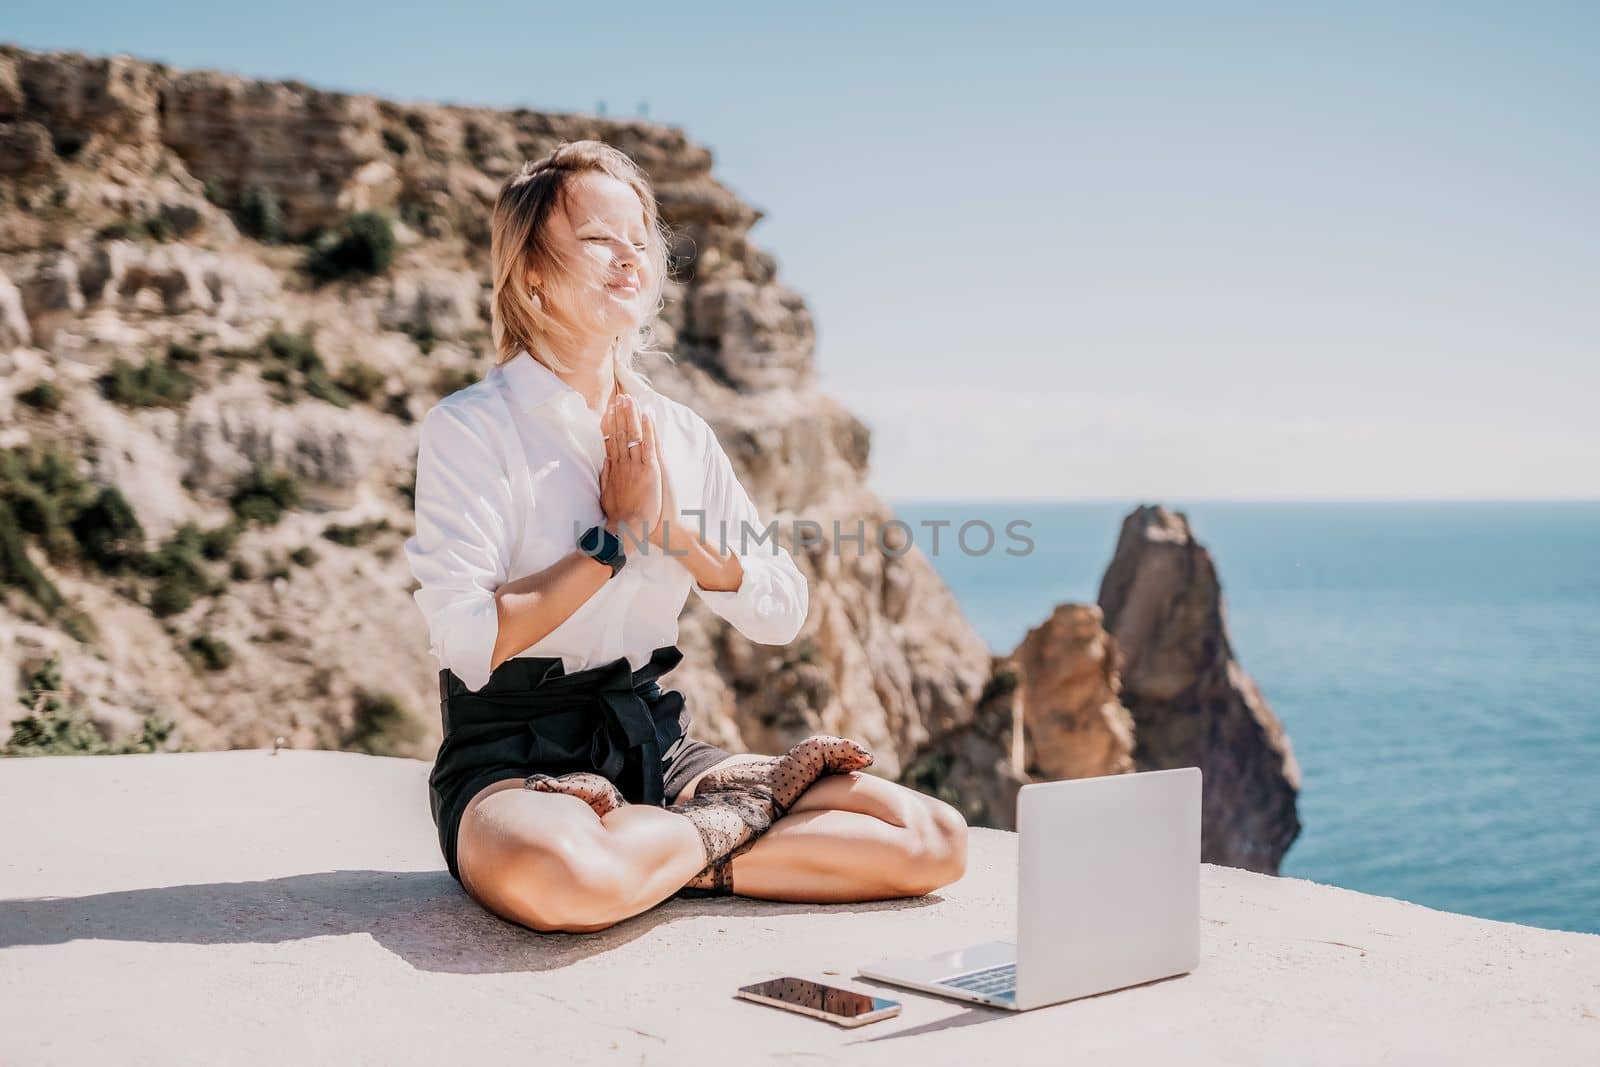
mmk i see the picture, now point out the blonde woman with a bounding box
[404,140,967,933]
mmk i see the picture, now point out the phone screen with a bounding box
[739,977,898,1019]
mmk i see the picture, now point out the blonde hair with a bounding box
[489,140,676,394]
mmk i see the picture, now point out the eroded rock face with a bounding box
[899,656,1030,831]
[0,43,992,781]
[1012,603,1136,783]
[1097,504,1302,874]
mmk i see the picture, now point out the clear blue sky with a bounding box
[9,3,1597,500]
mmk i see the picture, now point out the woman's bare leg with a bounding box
[674,757,969,902]
[457,737,874,932]
[458,778,709,934]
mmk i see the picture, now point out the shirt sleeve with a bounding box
[403,403,514,693]
[688,419,810,645]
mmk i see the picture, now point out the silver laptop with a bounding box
[857,766,1201,1011]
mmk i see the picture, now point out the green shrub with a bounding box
[0,443,234,622]
[228,465,303,527]
[0,499,65,615]
[382,129,410,156]
[384,392,415,424]
[400,317,438,355]
[143,215,176,242]
[139,524,221,618]
[95,216,175,243]
[238,184,285,244]
[432,366,478,397]
[288,545,318,567]
[398,199,431,228]
[334,361,386,403]
[0,445,96,566]
[199,519,240,561]
[18,380,62,411]
[5,655,179,756]
[70,487,145,574]
[322,517,392,547]
[186,633,234,671]
[0,447,171,628]
[245,328,354,408]
[345,688,423,757]
[302,365,352,409]
[167,340,203,364]
[899,749,963,812]
[99,355,196,409]
[305,211,396,282]
[261,329,320,371]
[60,607,99,645]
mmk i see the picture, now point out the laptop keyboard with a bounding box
[941,962,1016,996]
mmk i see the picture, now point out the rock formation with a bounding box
[0,43,990,780]
[1012,602,1137,782]
[1097,504,1302,873]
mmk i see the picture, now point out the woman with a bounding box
[403,140,967,933]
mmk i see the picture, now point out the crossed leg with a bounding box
[456,747,969,934]
[672,754,969,903]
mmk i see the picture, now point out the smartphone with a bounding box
[735,976,901,1027]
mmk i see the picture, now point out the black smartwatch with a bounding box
[578,524,627,578]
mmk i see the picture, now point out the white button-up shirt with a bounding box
[403,348,809,693]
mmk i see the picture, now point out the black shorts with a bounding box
[428,647,733,886]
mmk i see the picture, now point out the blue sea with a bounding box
[889,500,1600,935]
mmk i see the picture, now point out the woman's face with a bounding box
[529,172,650,338]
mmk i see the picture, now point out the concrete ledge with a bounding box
[2,750,1596,1065]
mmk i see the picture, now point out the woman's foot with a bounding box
[670,735,875,898]
[525,771,628,818]
[692,735,874,818]
[666,787,776,885]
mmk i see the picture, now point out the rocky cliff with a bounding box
[0,44,1297,871]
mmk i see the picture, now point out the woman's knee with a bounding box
[502,833,634,932]
[460,795,633,932]
[898,797,969,894]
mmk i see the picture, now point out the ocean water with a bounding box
[888,499,1600,935]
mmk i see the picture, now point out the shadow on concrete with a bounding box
[0,868,944,974]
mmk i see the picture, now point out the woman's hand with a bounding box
[650,416,677,550]
[599,391,661,544]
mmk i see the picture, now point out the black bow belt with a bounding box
[432,645,687,814]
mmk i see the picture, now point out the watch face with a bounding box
[580,525,623,569]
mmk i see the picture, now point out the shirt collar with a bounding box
[499,349,577,413]
[498,348,660,417]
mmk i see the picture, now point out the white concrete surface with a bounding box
[2,749,1596,1065]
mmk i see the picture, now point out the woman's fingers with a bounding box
[639,409,658,469]
[623,394,646,466]
[602,395,622,465]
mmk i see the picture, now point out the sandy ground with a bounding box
[2,749,1597,1065]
